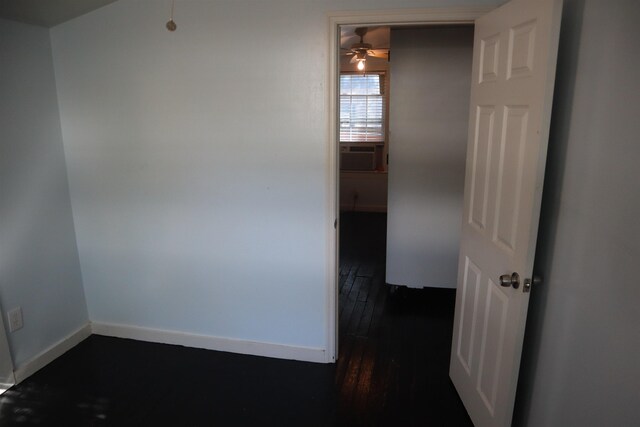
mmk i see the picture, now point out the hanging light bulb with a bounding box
[354,51,367,72]
[166,0,177,31]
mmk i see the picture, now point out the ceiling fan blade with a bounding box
[368,49,390,58]
[350,55,359,64]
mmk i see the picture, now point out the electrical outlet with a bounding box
[8,307,23,332]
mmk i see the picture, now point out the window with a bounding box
[340,73,385,143]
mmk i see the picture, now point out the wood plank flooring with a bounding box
[336,212,472,426]
[0,212,471,426]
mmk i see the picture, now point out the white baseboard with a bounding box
[13,323,92,384]
[91,322,328,363]
[11,322,328,384]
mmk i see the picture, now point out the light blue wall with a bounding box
[0,18,88,368]
[514,0,640,425]
[49,0,497,351]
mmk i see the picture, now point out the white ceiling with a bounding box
[0,0,118,27]
[0,3,390,36]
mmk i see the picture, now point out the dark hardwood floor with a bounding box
[0,212,471,426]
[336,212,471,427]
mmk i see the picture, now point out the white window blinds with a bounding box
[340,73,385,143]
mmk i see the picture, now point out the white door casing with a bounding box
[449,0,562,426]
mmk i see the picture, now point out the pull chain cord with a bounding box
[166,0,177,31]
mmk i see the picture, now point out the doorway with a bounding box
[330,9,487,424]
[327,7,492,363]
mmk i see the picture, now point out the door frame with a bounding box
[326,6,493,363]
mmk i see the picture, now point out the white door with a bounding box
[449,0,562,426]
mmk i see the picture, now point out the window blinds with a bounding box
[339,73,385,143]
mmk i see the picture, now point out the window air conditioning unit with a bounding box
[340,144,376,171]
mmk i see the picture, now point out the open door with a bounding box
[449,0,562,426]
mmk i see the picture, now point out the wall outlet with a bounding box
[7,307,23,332]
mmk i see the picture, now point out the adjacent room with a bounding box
[336,23,475,424]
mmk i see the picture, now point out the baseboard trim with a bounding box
[11,322,327,384]
[90,322,328,363]
[13,323,92,384]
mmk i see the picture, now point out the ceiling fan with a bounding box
[342,27,389,71]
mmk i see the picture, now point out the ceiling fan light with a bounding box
[357,60,365,71]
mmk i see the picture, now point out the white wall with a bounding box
[386,26,473,289]
[340,171,388,212]
[513,0,640,425]
[50,0,497,357]
[0,19,88,368]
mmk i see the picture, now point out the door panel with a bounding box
[450,0,562,426]
[476,281,508,415]
[457,256,481,375]
[469,106,495,232]
[494,105,529,253]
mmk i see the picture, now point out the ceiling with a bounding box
[0,3,390,35]
[0,0,118,27]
